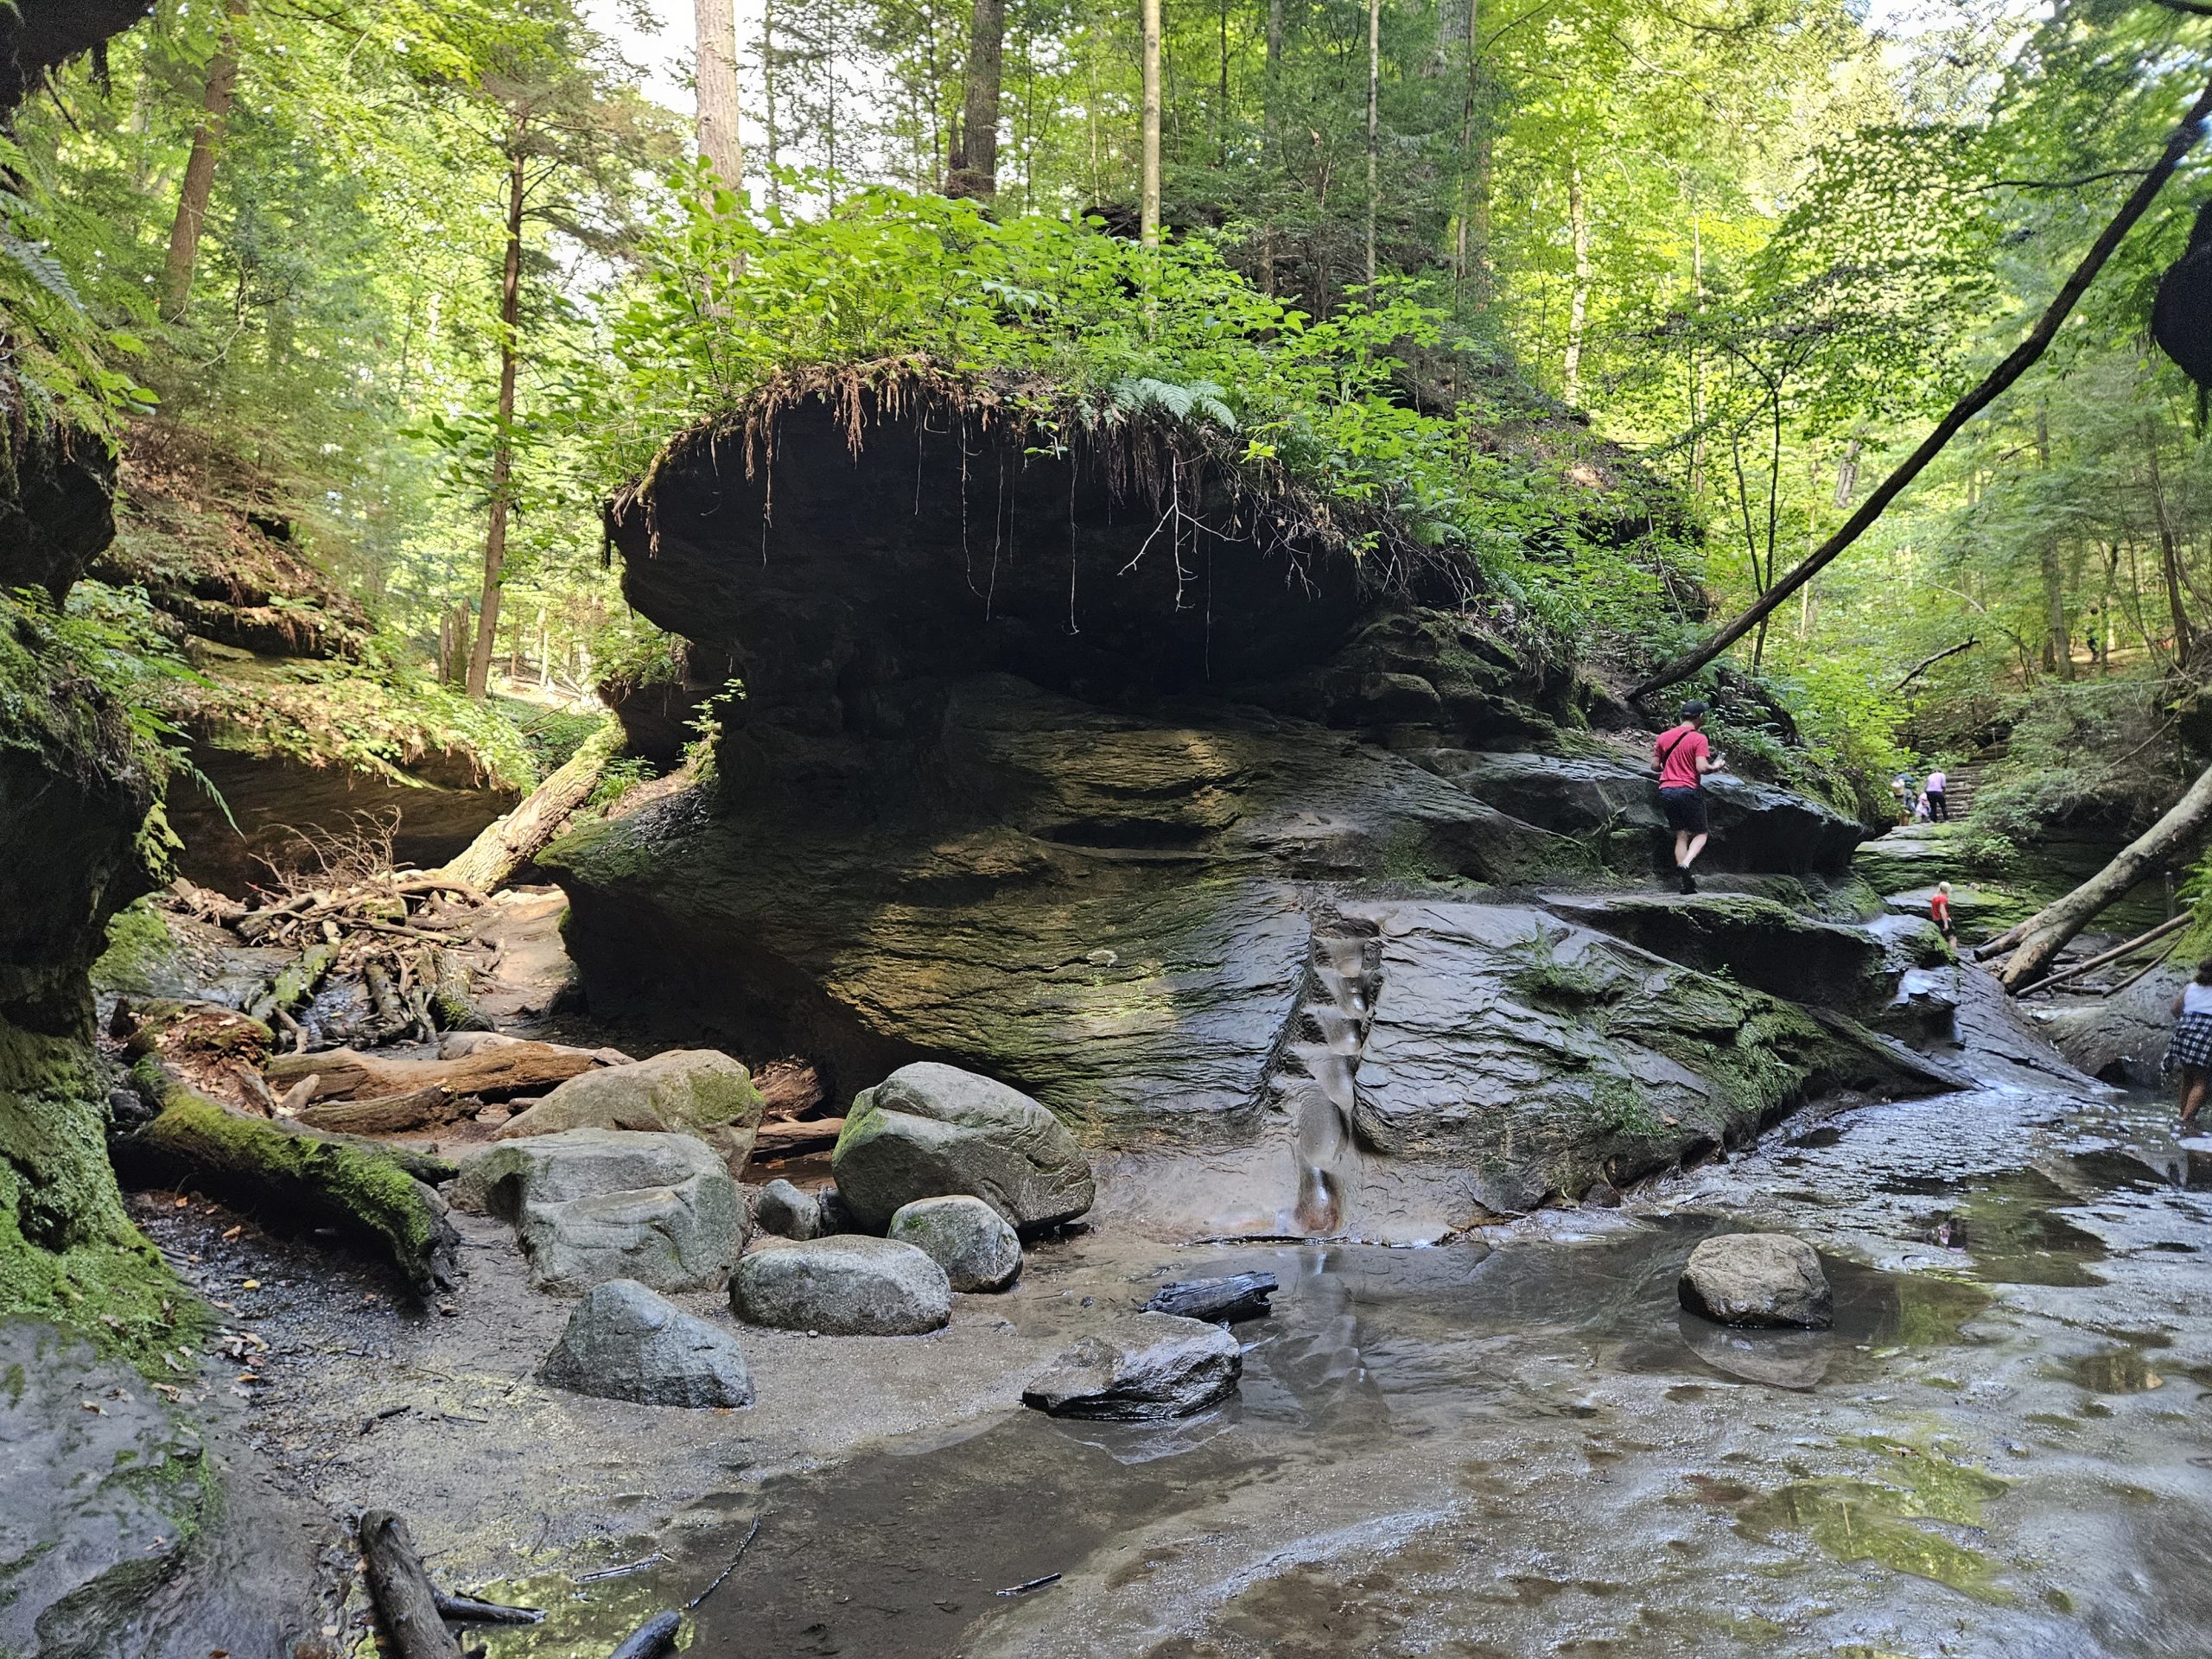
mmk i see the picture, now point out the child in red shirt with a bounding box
[1929,880,1954,942]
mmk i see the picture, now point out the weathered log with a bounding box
[1999,762,2212,989]
[433,723,621,894]
[432,1592,545,1625]
[429,948,490,1033]
[276,1074,319,1116]
[2015,912,2193,996]
[1142,1271,1278,1323]
[246,942,337,1025]
[607,1611,682,1659]
[365,960,405,1033]
[116,1065,461,1293]
[123,1000,272,1059]
[264,1042,601,1103]
[359,1510,464,1659]
[749,1116,845,1156]
[297,1086,461,1135]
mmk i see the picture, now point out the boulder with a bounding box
[1541,892,1896,1009]
[753,1177,823,1241]
[730,1236,951,1335]
[453,1128,744,1294]
[2044,963,2186,1088]
[1021,1313,1243,1420]
[537,1279,754,1408]
[497,1048,765,1173]
[1678,1233,1833,1329]
[834,1063,1095,1236]
[887,1194,1022,1292]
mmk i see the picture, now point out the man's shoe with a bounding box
[1679,870,1698,893]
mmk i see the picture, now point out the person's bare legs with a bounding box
[1678,831,1708,870]
[2184,1068,2208,1131]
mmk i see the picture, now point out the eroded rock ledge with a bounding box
[550,383,1932,1241]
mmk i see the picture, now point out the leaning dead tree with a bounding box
[1993,760,2212,989]
[429,725,618,893]
[1633,71,2212,702]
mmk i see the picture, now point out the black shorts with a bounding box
[1660,787,1708,835]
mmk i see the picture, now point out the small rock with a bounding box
[1581,1179,1623,1209]
[539,1279,754,1408]
[887,1195,1021,1292]
[731,1236,951,1335]
[1678,1233,1833,1329]
[1021,1313,1242,1420]
[753,1179,823,1242]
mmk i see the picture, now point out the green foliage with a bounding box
[1970,679,2182,843]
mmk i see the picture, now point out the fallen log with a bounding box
[116,1065,461,1292]
[432,723,621,894]
[1999,761,2212,989]
[2108,944,2180,997]
[359,1510,463,1659]
[365,960,405,1033]
[428,948,490,1033]
[1142,1271,1278,1323]
[607,1611,683,1659]
[749,1116,845,1156]
[246,943,336,1025]
[264,1042,601,1103]
[2015,912,2193,996]
[432,1592,544,1625]
[297,1086,462,1136]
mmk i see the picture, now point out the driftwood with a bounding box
[428,948,490,1032]
[432,1592,544,1625]
[1998,762,2212,988]
[117,1065,461,1293]
[359,1510,464,1659]
[2014,912,2193,996]
[432,724,620,894]
[1142,1271,1278,1323]
[750,1116,844,1156]
[607,1611,682,1659]
[297,1086,463,1135]
[264,1042,602,1103]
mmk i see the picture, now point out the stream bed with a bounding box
[447,1065,2212,1658]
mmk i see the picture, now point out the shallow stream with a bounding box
[459,1050,2212,1658]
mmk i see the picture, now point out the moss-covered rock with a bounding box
[1540,891,1901,1009]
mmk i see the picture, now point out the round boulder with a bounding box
[731,1236,952,1335]
[753,1178,823,1241]
[495,1049,765,1173]
[538,1278,754,1408]
[1678,1232,1833,1329]
[887,1195,1022,1292]
[831,1062,1094,1236]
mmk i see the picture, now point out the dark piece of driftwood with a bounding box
[432,1592,545,1625]
[359,1510,463,1659]
[607,1611,683,1659]
[1142,1272,1278,1323]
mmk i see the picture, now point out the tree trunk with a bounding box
[1262,0,1282,294]
[762,0,781,207]
[263,1043,602,1104]
[1997,760,2212,989]
[467,143,525,702]
[1562,159,1589,406]
[1630,67,2212,702]
[949,0,1007,197]
[431,725,620,893]
[694,0,744,193]
[1141,0,1162,249]
[1454,0,1487,299]
[1364,0,1381,285]
[160,0,249,323]
[359,1511,465,1659]
[2147,423,2195,664]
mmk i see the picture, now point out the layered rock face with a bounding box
[549,387,1940,1241]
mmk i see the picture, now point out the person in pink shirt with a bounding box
[1653,699,1728,893]
[1924,766,1949,821]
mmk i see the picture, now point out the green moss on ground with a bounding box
[0,1020,199,1374]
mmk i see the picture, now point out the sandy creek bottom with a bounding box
[355,1070,2212,1659]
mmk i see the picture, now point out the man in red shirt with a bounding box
[1654,699,1728,893]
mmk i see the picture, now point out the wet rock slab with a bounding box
[732,1235,952,1334]
[539,1278,755,1408]
[1679,1232,1834,1328]
[1022,1313,1243,1419]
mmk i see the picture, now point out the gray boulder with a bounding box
[452,1128,745,1294]
[2045,963,2185,1088]
[1678,1233,1833,1329]
[495,1048,765,1172]
[833,1062,1094,1235]
[538,1279,754,1408]
[1022,1313,1243,1420]
[753,1177,823,1241]
[887,1194,1022,1291]
[731,1236,951,1335]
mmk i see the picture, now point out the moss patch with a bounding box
[0,1019,197,1374]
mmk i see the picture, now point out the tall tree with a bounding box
[695,0,744,191]
[1364,0,1379,284]
[1141,0,1161,247]
[948,0,1006,197]
[161,0,250,322]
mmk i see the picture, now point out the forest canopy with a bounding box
[9,0,2212,826]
